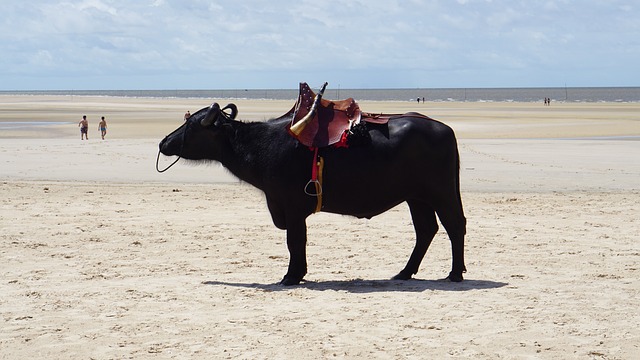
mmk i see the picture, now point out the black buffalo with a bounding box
[159,100,466,285]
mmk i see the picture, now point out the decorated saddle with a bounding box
[287,82,392,148]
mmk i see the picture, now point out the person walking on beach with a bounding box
[184,110,191,121]
[98,116,107,140]
[78,115,88,140]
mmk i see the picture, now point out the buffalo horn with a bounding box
[201,102,220,127]
[222,103,238,119]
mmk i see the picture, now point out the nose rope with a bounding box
[156,150,181,173]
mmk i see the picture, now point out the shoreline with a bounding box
[4,93,640,103]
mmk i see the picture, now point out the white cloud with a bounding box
[30,50,55,67]
[0,0,638,89]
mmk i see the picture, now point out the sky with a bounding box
[1,0,638,90]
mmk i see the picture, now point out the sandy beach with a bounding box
[1,95,639,359]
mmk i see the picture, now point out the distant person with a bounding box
[184,110,191,121]
[98,116,107,140]
[547,98,551,106]
[417,97,420,103]
[78,115,88,140]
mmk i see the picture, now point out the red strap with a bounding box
[310,147,319,181]
[334,130,349,148]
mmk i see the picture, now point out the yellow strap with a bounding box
[314,156,324,213]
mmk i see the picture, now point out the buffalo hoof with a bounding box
[447,272,464,282]
[391,270,413,281]
[280,275,303,286]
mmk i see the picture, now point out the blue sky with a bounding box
[1,0,638,90]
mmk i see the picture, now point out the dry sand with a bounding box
[1,95,639,359]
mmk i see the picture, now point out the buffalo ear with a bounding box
[201,102,220,127]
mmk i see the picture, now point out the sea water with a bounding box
[2,87,640,102]
[0,121,72,130]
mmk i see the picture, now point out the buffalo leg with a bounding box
[393,200,438,280]
[281,217,308,286]
[435,200,467,282]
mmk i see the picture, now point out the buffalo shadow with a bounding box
[203,278,507,293]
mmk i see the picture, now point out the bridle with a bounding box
[155,103,235,173]
[156,119,190,173]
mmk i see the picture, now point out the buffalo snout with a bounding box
[159,135,180,157]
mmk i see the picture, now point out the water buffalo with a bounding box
[158,93,466,286]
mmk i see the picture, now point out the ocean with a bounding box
[1,87,639,102]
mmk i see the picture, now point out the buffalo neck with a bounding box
[218,119,289,191]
